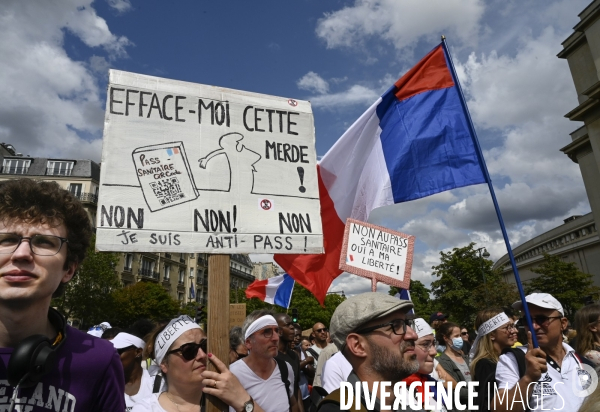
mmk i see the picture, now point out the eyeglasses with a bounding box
[256,327,279,339]
[461,332,468,336]
[117,345,136,355]
[499,323,517,332]
[315,328,328,334]
[167,339,207,361]
[0,233,69,256]
[519,316,562,327]
[416,340,435,352]
[356,318,413,336]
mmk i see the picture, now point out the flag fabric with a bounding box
[245,273,295,309]
[189,281,195,299]
[395,289,414,314]
[275,43,487,305]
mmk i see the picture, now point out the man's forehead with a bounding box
[0,219,66,236]
[313,323,325,330]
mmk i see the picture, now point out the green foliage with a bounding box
[230,282,346,330]
[525,253,600,321]
[52,234,121,329]
[108,281,182,327]
[430,243,519,328]
[389,280,434,318]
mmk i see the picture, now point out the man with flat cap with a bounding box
[317,292,422,412]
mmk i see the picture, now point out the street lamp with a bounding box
[476,247,491,304]
[327,290,346,299]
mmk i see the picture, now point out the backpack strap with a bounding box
[152,374,163,393]
[307,348,319,361]
[275,358,292,411]
[501,347,527,379]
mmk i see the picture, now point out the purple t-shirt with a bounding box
[0,326,125,412]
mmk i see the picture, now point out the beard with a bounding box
[367,338,419,382]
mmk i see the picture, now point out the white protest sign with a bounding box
[97,70,323,254]
[339,219,415,289]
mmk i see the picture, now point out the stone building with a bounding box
[494,1,600,285]
[0,143,254,304]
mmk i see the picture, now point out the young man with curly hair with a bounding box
[0,178,125,411]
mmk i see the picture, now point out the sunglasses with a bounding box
[356,318,413,336]
[167,339,207,361]
[315,328,328,333]
[518,315,562,327]
[117,345,136,355]
[461,332,468,336]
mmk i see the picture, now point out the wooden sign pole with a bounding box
[206,254,230,412]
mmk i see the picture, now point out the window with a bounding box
[164,265,170,280]
[190,268,194,277]
[141,258,155,272]
[68,183,82,197]
[179,270,185,284]
[178,292,184,301]
[124,254,133,271]
[47,161,74,176]
[3,158,30,174]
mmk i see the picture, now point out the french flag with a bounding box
[245,273,295,309]
[275,43,487,305]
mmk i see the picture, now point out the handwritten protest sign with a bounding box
[339,219,415,290]
[229,303,247,329]
[96,70,323,254]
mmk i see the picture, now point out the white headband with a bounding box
[155,315,201,365]
[111,332,146,350]
[413,318,434,339]
[469,312,510,360]
[244,315,278,340]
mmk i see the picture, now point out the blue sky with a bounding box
[0,0,593,295]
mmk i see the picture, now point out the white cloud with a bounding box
[106,0,133,14]
[308,84,380,108]
[316,0,484,54]
[297,71,329,94]
[0,0,131,161]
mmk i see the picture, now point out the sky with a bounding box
[0,0,593,296]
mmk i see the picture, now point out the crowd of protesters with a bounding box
[3,178,600,412]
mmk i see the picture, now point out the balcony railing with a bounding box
[1,166,29,174]
[74,192,98,204]
[138,268,159,280]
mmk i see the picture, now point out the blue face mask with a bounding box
[451,337,464,350]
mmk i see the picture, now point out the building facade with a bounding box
[0,144,254,305]
[494,0,600,286]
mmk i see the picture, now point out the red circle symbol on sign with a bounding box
[260,199,272,210]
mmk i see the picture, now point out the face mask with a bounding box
[436,344,445,353]
[451,337,464,350]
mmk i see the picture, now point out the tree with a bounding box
[430,243,519,328]
[109,282,182,327]
[230,282,346,330]
[52,234,121,329]
[389,280,434,318]
[525,253,600,321]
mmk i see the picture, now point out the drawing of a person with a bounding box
[198,132,261,193]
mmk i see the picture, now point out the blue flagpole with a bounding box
[441,36,538,347]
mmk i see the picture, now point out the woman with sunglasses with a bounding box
[229,326,248,364]
[469,309,517,412]
[435,322,471,412]
[575,303,600,370]
[402,319,447,412]
[133,315,267,412]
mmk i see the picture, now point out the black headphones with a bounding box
[6,307,67,388]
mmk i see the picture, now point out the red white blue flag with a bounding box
[245,273,295,309]
[275,43,487,305]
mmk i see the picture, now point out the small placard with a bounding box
[339,218,415,289]
[229,303,247,329]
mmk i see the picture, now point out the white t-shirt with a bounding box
[130,393,166,412]
[126,369,155,411]
[495,343,586,411]
[229,358,294,412]
[321,352,353,393]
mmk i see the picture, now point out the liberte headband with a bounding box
[155,315,201,365]
[244,315,278,340]
[469,312,510,360]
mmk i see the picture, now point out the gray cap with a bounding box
[330,292,413,350]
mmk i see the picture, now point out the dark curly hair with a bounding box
[0,178,93,272]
